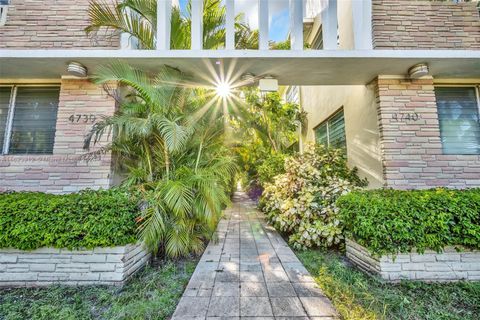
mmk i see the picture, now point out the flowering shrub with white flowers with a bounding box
[261,143,367,250]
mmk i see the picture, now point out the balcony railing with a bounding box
[123,0,373,51]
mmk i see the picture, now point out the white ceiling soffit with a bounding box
[0,50,479,85]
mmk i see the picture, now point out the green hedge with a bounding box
[337,188,480,256]
[0,189,140,250]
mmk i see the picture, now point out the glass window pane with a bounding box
[315,123,328,146]
[9,87,60,155]
[0,87,12,151]
[435,87,480,155]
[328,110,346,149]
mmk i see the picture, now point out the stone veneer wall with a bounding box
[0,243,150,287]
[0,78,117,193]
[372,0,480,50]
[0,0,119,49]
[346,239,480,282]
[375,77,480,189]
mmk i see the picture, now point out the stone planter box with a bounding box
[346,239,480,282]
[0,243,150,287]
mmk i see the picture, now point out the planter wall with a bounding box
[346,239,480,282]
[0,243,150,287]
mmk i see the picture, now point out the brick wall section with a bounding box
[0,78,117,193]
[346,239,480,282]
[375,77,480,189]
[373,0,480,49]
[0,244,150,287]
[0,0,119,49]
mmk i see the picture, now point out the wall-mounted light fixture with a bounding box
[408,63,429,79]
[67,62,88,77]
[0,0,10,26]
[259,75,278,92]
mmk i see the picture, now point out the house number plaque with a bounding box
[68,114,97,123]
[392,112,420,122]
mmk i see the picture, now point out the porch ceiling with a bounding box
[0,50,479,85]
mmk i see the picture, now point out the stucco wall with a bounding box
[0,78,116,193]
[372,0,480,50]
[0,0,119,49]
[375,77,480,189]
[300,85,384,188]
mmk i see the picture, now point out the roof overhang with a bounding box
[1,49,479,85]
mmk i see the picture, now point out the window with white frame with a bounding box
[314,108,347,149]
[0,85,60,155]
[435,86,480,155]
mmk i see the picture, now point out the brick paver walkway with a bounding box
[171,192,338,319]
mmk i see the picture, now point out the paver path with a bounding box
[171,192,338,320]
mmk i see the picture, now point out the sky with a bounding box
[178,0,290,42]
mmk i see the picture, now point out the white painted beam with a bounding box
[290,0,304,50]
[226,0,235,50]
[352,0,373,50]
[191,0,204,50]
[321,0,338,50]
[157,0,172,50]
[259,0,269,50]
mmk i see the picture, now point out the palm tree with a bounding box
[86,0,258,49]
[84,62,237,257]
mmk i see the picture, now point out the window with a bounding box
[0,86,60,155]
[314,108,346,149]
[435,87,480,155]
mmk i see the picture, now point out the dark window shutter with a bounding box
[435,87,480,155]
[9,87,60,154]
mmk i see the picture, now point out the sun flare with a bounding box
[215,82,232,98]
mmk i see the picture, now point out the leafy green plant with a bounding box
[338,188,480,256]
[0,189,139,250]
[232,88,305,191]
[257,152,287,186]
[84,62,237,258]
[86,0,259,49]
[261,143,367,250]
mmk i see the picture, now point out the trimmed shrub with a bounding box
[0,189,140,250]
[338,188,480,256]
[262,143,367,250]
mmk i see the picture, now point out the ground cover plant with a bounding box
[0,188,138,250]
[261,143,367,249]
[0,259,196,320]
[296,249,480,320]
[338,188,480,256]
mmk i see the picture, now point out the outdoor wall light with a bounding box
[241,73,256,86]
[259,76,278,92]
[0,0,10,27]
[408,63,429,79]
[67,62,88,77]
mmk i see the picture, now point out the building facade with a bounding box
[300,0,480,189]
[1,0,479,192]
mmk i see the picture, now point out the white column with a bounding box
[191,0,204,50]
[321,0,338,50]
[226,0,235,50]
[290,0,303,50]
[352,0,373,50]
[157,0,172,50]
[258,0,269,50]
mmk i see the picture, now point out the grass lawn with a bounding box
[0,259,196,320]
[296,249,480,320]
